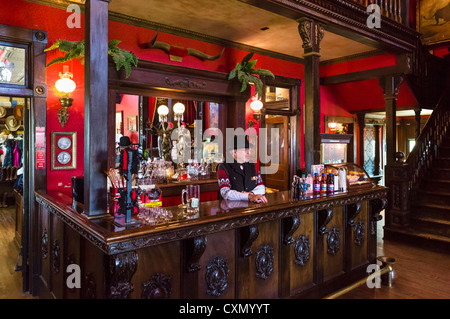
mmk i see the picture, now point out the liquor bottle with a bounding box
[301,174,307,197]
[297,176,303,200]
[292,175,299,199]
[320,173,327,194]
[313,173,321,194]
[327,173,335,194]
[306,174,313,195]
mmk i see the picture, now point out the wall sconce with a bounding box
[55,65,76,127]
[173,102,185,125]
[157,104,169,122]
[248,98,263,128]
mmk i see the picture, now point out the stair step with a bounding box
[432,157,450,169]
[412,202,450,220]
[421,180,450,191]
[414,189,450,206]
[384,226,450,254]
[439,147,450,157]
[428,168,450,180]
[410,216,450,237]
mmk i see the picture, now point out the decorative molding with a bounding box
[165,77,207,90]
[294,235,310,266]
[205,256,229,296]
[35,188,388,255]
[186,236,207,272]
[255,244,274,280]
[142,273,172,299]
[108,251,138,299]
[240,225,259,257]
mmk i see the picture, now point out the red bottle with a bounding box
[320,173,327,194]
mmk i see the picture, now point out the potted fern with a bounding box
[44,39,138,78]
[228,52,275,98]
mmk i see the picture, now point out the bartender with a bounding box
[217,135,267,203]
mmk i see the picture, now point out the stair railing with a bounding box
[407,92,450,200]
[384,51,450,229]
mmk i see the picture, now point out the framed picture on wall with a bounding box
[417,0,450,45]
[127,115,138,132]
[51,131,77,170]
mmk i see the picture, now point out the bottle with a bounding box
[301,174,307,197]
[320,173,327,194]
[313,173,321,194]
[292,175,299,199]
[306,174,313,195]
[297,176,303,200]
[327,173,335,194]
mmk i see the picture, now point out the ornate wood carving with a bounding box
[370,197,387,235]
[84,273,97,299]
[255,244,274,280]
[294,235,310,266]
[41,229,48,259]
[205,256,229,297]
[35,188,388,255]
[142,273,172,299]
[347,202,361,227]
[186,236,207,272]
[108,251,138,299]
[240,225,259,257]
[52,240,60,273]
[283,214,301,245]
[326,227,340,255]
[318,208,333,236]
[353,220,365,246]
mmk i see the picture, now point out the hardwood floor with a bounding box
[338,212,450,299]
[0,208,449,299]
[0,205,34,299]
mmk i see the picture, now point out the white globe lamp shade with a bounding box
[55,77,76,94]
[250,99,263,112]
[157,104,169,116]
[173,102,185,114]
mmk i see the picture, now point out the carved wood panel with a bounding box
[39,205,50,293]
[50,213,64,299]
[63,225,81,299]
[132,241,180,299]
[237,220,279,299]
[281,213,315,297]
[348,201,369,270]
[197,229,235,299]
[321,206,344,281]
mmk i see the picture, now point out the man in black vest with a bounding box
[217,135,267,203]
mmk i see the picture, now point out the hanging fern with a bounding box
[228,52,275,98]
[44,39,138,78]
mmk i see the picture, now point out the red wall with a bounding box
[116,94,139,143]
[1,0,423,194]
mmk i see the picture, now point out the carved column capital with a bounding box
[379,75,403,99]
[297,17,324,55]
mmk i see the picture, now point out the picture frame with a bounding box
[51,131,77,170]
[417,0,450,45]
[127,115,138,132]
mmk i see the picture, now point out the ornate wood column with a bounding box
[373,124,381,176]
[84,0,111,217]
[379,75,403,166]
[414,107,421,139]
[356,113,365,168]
[298,17,324,173]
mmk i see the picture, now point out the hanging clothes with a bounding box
[13,140,20,167]
[3,139,14,167]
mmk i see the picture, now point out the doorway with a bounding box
[263,115,290,191]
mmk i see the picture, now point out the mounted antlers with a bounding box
[143,32,224,62]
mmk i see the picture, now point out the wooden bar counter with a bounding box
[34,185,387,299]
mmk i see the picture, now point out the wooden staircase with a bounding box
[410,141,450,241]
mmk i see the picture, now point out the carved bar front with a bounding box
[34,184,387,299]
